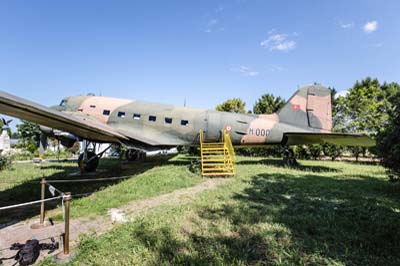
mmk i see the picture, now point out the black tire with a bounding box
[126,149,145,161]
[125,149,137,161]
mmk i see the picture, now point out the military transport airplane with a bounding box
[0,84,374,172]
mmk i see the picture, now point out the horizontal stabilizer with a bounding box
[283,132,375,147]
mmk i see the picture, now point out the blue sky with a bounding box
[1,0,399,129]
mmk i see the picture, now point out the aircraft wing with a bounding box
[283,132,375,147]
[0,91,128,143]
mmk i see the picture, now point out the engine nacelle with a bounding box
[39,126,78,148]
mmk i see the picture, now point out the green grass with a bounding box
[3,156,400,265]
[37,156,400,266]
[0,156,202,223]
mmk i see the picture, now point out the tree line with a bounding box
[215,77,400,178]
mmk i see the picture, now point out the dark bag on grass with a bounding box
[15,239,40,266]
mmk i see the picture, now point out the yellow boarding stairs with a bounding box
[199,129,236,177]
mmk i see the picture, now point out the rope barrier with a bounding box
[0,196,63,211]
[0,185,101,212]
[0,175,132,186]
[43,175,132,183]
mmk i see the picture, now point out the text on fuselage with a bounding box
[248,128,271,137]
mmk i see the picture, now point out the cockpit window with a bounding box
[59,99,67,107]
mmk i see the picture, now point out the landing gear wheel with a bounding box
[283,148,298,167]
[125,149,138,161]
[78,151,99,172]
[125,149,145,161]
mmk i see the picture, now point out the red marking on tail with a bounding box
[292,104,300,110]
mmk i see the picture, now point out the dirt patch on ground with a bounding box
[0,178,229,265]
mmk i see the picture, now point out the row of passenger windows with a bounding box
[102,109,189,126]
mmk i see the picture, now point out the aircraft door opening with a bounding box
[205,111,222,142]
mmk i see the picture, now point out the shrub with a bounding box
[295,145,310,160]
[26,143,38,154]
[322,143,344,161]
[0,154,13,170]
[377,90,400,178]
[308,144,323,160]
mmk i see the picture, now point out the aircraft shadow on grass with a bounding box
[0,159,164,229]
[192,173,400,265]
[120,171,400,265]
[0,155,202,229]
[237,157,339,173]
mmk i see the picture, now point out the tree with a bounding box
[16,120,41,152]
[253,94,286,114]
[341,78,390,136]
[11,132,20,139]
[308,145,323,160]
[323,143,344,161]
[216,98,246,113]
[377,87,400,179]
[333,79,396,159]
[295,145,310,160]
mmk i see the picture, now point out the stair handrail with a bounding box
[223,129,236,174]
[199,129,204,173]
[199,129,204,146]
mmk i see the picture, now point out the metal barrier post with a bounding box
[63,192,71,255]
[40,178,46,225]
[31,177,48,229]
[55,192,74,262]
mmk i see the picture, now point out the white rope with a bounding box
[0,196,63,211]
[0,175,132,186]
[45,175,131,183]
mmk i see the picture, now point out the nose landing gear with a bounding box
[78,151,99,173]
[77,141,112,173]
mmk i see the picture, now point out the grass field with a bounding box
[0,156,202,223]
[2,155,400,265]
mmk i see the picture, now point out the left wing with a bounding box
[283,132,375,147]
[0,91,128,143]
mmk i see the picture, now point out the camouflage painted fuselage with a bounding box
[54,84,332,148]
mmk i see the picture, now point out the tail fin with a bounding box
[277,84,332,131]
